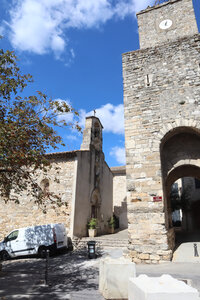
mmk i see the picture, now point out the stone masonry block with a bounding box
[128,274,199,300]
[99,256,136,299]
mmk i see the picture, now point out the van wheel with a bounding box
[38,246,46,258]
[1,250,10,261]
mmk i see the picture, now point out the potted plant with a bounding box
[108,216,116,234]
[88,218,97,237]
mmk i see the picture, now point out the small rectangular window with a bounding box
[145,74,153,87]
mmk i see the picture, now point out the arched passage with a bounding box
[160,127,200,250]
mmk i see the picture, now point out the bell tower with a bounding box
[123,0,200,263]
[81,116,103,152]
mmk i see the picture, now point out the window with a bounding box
[145,74,153,87]
[94,122,100,138]
[91,205,97,218]
[6,230,19,242]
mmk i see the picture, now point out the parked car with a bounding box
[0,223,68,260]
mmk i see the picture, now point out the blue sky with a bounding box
[0,0,200,167]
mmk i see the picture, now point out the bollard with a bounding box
[194,243,199,257]
[45,249,50,286]
[87,241,96,259]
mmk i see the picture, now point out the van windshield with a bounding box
[6,230,19,242]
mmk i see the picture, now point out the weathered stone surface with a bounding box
[0,157,76,240]
[99,257,136,299]
[149,254,160,261]
[111,166,128,229]
[123,0,200,263]
[137,0,198,49]
[138,253,149,260]
[132,258,142,264]
[0,117,114,240]
[128,275,199,300]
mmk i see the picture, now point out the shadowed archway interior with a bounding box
[160,127,200,250]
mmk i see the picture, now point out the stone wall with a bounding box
[111,166,127,207]
[0,152,77,240]
[182,177,200,203]
[100,160,114,231]
[123,32,200,262]
[111,166,128,229]
[0,116,114,241]
[73,150,113,237]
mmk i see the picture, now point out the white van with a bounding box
[0,223,68,260]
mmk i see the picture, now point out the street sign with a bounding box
[153,196,162,202]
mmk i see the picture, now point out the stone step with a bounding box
[72,238,128,250]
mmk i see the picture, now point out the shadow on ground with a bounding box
[0,247,105,300]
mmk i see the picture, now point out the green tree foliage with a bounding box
[0,48,81,208]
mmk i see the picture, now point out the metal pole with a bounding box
[45,249,50,285]
[194,243,199,257]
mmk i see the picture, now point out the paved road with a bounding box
[0,247,200,300]
[0,248,105,300]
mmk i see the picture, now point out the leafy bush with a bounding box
[88,218,97,229]
[108,216,116,229]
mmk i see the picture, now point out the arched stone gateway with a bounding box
[161,127,200,251]
[122,0,200,263]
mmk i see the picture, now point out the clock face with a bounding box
[159,19,173,30]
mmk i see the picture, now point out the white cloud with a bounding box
[4,0,154,57]
[70,48,75,59]
[110,146,126,165]
[80,103,124,135]
[7,0,66,56]
[51,35,65,55]
[0,26,5,36]
[54,99,124,135]
[66,134,79,141]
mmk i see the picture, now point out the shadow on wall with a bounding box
[114,198,128,230]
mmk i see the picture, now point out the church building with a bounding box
[0,116,127,241]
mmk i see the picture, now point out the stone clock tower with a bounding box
[137,0,198,49]
[123,0,200,263]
